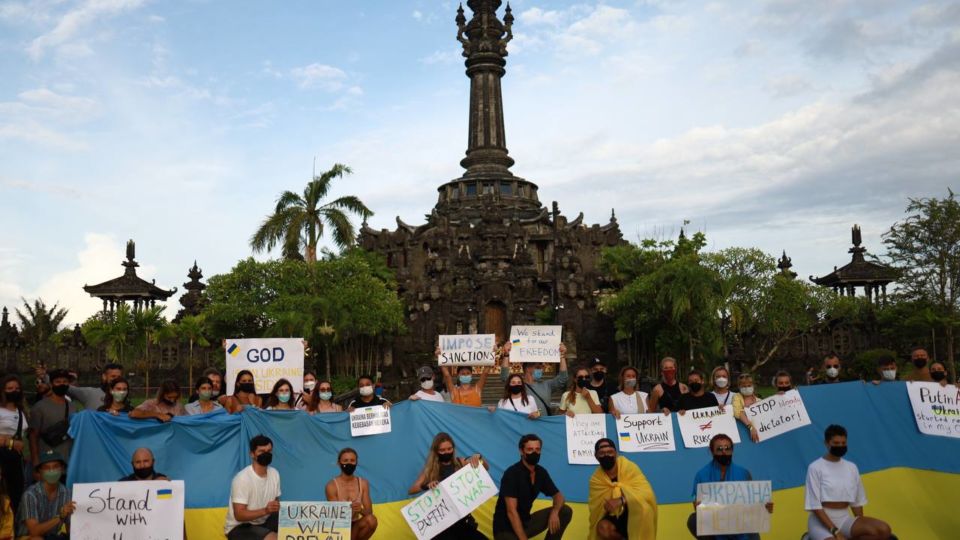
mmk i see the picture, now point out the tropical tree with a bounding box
[133,306,167,396]
[250,163,373,263]
[176,315,210,385]
[83,304,135,364]
[15,298,68,350]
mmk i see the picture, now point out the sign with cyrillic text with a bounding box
[438,334,496,366]
[279,501,352,540]
[676,406,740,448]
[225,337,304,394]
[616,413,675,452]
[907,381,960,439]
[350,405,392,437]
[696,480,772,535]
[509,326,562,363]
[402,464,498,540]
[565,413,607,464]
[743,389,812,442]
[71,480,185,540]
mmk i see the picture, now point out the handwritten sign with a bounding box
[907,381,960,439]
[696,480,772,535]
[676,406,740,448]
[71,480,185,540]
[616,413,675,452]
[509,326,562,363]
[350,405,392,437]
[280,501,352,540]
[225,338,305,394]
[438,334,496,366]
[402,464,498,540]
[565,413,608,464]
[744,389,812,442]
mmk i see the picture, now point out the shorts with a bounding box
[807,507,857,540]
[227,513,279,540]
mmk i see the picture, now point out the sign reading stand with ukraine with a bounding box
[71,480,185,540]
[224,337,305,394]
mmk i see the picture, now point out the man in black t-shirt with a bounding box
[492,434,573,540]
[677,369,719,413]
[119,447,169,481]
[346,375,392,411]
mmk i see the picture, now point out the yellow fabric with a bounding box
[732,392,745,419]
[560,389,600,413]
[588,456,657,540]
[0,497,12,539]
[452,386,482,406]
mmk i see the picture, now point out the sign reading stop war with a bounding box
[509,326,562,363]
[907,381,960,439]
[279,501,352,540]
[350,406,392,437]
[744,389,812,442]
[438,334,496,366]
[71,480,185,540]
[696,480,772,535]
[225,338,305,394]
[402,464,498,540]
[676,406,741,448]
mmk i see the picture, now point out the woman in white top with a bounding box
[609,366,648,418]
[805,424,893,540]
[710,365,734,408]
[0,374,28,515]
[496,374,540,419]
[295,371,318,410]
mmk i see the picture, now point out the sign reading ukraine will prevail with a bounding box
[437,334,497,366]
[677,406,741,448]
[279,501,352,540]
[696,480,772,535]
[70,480,185,540]
[225,338,304,394]
[566,413,608,464]
[350,405,392,437]
[743,389,812,442]
[509,325,562,363]
[402,463,499,540]
[907,381,960,439]
[616,413,676,452]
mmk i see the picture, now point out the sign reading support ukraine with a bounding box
[676,407,740,448]
[71,480,185,540]
[616,413,676,452]
[743,389,812,442]
[402,464,498,540]
[225,337,305,394]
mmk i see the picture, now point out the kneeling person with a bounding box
[326,448,377,540]
[590,438,657,540]
[493,434,572,540]
[225,435,281,540]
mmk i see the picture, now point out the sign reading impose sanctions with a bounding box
[437,334,496,366]
[279,501,352,540]
[402,464,498,540]
[696,480,772,535]
[70,480,185,540]
[225,338,305,394]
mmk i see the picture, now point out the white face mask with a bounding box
[881,369,897,381]
[421,379,434,390]
[714,377,728,389]
[826,367,839,379]
[359,385,374,397]
[304,381,317,391]
[624,379,637,388]
[740,386,754,397]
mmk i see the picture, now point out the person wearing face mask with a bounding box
[225,435,281,540]
[18,450,74,540]
[439,357,490,408]
[805,425,894,540]
[589,438,657,540]
[732,374,761,443]
[35,362,124,411]
[295,371,318,410]
[559,367,603,417]
[871,356,899,385]
[687,434,773,539]
[648,357,689,413]
[130,380,187,422]
[929,361,951,386]
[493,434,572,540]
[306,380,343,413]
[185,376,224,415]
[904,347,933,382]
[0,374,28,516]
[188,367,223,403]
[346,375,392,411]
[408,433,488,539]
[677,370,719,415]
[221,370,265,413]
[499,342,570,417]
[29,369,76,470]
[496,375,540,418]
[326,448,378,540]
[814,355,845,385]
[609,366,648,419]
[96,377,134,416]
[588,358,619,413]
[119,447,169,481]
[265,379,296,411]
[773,371,794,395]
[710,366,733,407]
[409,366,445,403]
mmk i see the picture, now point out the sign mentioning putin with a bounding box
[225,338,305,394]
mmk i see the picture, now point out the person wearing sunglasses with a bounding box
[409,366,445,403]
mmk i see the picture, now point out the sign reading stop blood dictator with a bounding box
[224,338,305,394]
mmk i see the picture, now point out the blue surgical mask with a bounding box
[318,391,333,401]
[459,375,473,385]
[533,369,543,381]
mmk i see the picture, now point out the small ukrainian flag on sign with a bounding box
[227,344,239,357]
[157,489,173,500]
[619,432,631,442]
[511,339,521,344]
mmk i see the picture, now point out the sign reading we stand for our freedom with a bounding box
[907,381,960,439]
[676,407,741,448]
[696,480,772,535]
[509,325,562,363]
[279,501,352,540]
[71,480,185,540]
[225,337,305,394]
[402,463,499,540]
[437,334,497,366]
[743,389,812,442]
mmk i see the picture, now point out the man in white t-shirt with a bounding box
[408,366,445,403]
[225,434,281,540]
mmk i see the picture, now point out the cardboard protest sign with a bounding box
[566,413,608,464]
[743,389,812,442]
[350,405,392,437]
[907,381,960,439]
[438,334,497,366]
[616,413,676,452]
[280,501,352,540]
[402,464,498,540]
[509,326,562,363]
[696,480,772,535]
[225,338,305,394]
[676,406,741,448]
[71,480,185,540]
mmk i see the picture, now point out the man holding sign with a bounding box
[588,438,657,540]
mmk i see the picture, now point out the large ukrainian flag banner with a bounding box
[68,381,960,539]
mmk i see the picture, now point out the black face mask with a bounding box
[913,359,928,369]
[51,385,69,397]
[576,377,590,389]
[688,382,703,393]
[592,371,605,382]
[932,371,947,382]
[256,452,273,466]
[340,463,357,476]
[161,398,176,406]
[437,452,454,464]
[133,466,154,479]
[4,391,22,403]
[523,452,541,466]
[597,455,617,471]
[829,445,848,458]
[777,385,792,393]
[509,385,523,395]
[713,454,732,466]
[238,383,256,394]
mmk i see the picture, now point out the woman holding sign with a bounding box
[326,448,378,540]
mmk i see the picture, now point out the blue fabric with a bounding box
[67,381,960,509]
[690,461,753,496]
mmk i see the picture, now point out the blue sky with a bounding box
[2,0,959,325]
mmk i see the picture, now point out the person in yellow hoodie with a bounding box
[589,438,657,540]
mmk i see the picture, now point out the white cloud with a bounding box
[420,49,461,65]
[25,0,146,60]
[289,63,348,91]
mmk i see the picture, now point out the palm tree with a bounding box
[133,306,167,397]
[176,315,209,385]
[84,303,134,364]
[15,298,68,350]
[250,163,373,263]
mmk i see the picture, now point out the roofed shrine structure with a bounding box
[174,261,207,322]
[810,225,899,304]
[83,240,176,313]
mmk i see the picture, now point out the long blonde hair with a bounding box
[565,367,590,407]
[421,432,462,485]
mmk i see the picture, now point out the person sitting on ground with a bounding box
[188,367,223,403]
[929,361,950,386]
[0,466,13,540]
[294,371,318,410]
[130,380,187,422]
[36,362,123,411]
[816,354,845,385]
[346,376,391,411]
[225,434,281,540]
[325,448,378,540]
[588,358,619,413]
[185,376,224,415]
[0,374,28,517]
[805,425,894,540]
[265,379,296,411]
[687,433,773,540]
[559,366,603,417]
[648,357,688,413]
[499,342,569,417]
[407,433,488,540]
[677,370,719,415]
[732,373,761,443]
[492,433,573,540]
[871,355,899,385]
[904,347,933,382]
[17,450,74,540]
[96,377,133,416]
[28,369,75,469]
[496,374,540,419]
[307,380,342,414]
[710,366,734,408]
[441,363,489,407]
[220,370,264,413]
[609,366,647,419]
[774,370,794,394]
[589,438,657,540]
[409,366,445,403]
[119,447,169,481]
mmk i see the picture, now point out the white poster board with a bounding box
[565,413,608,464]
[743,389,812,442]
[616,413,676,452]
[279,501,352,540]
[350,405,392,437]
[438,334,497,366]
[676,406,741,448]
[402,464,498,540]
[225,338,304,394]
[71,480,185,540]
[907,381,960,438]
[509,326,562,363]
[696,480,772,535]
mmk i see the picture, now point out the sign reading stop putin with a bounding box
[225,338,305,394]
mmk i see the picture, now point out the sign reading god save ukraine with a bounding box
[566,413,608,464]
[616,413,676,452]
[743,389,812,442]
[225,338,304,394]
[438,334,497,366]
[350,405,392,437]
[279,501,352,540]
[402,463,498,540]
[70,480,185,540]
[509,325,562,363]
[696,480,772,535]
[677,407,741,448]
[907,381,960,439]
